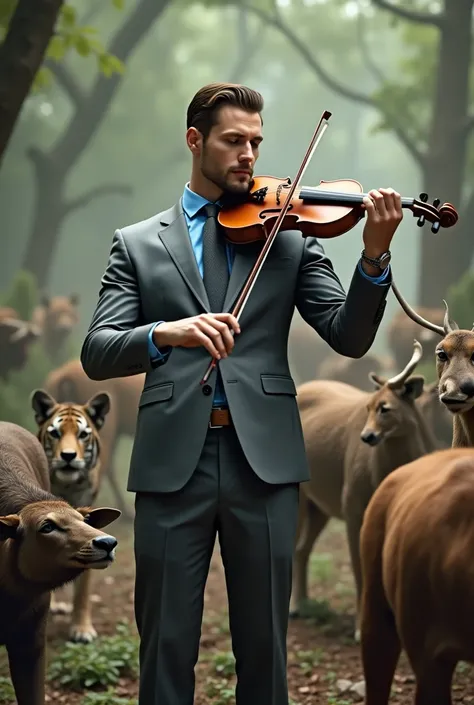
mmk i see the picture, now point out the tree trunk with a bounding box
[417,0,473,306]
[0,0,64,169]
[21,0,172,290]
[22,149,67,289]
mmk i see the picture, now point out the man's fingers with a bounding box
[212,312,241,334]
[368,189,387,217]
[197,320,229,357]
[195,330,221,359]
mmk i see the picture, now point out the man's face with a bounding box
[195,105,263,196]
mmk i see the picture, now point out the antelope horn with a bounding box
[442,299,459,333]
[387,339,423,389]
[2,319,40,343]
[391,279,445,336]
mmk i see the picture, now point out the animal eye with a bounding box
[379,404,390,414]
[436,349,448,361]
[39,520,57,534]
[48,427,61,439]
[78,429,89,440]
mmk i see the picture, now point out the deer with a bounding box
[0,419,121,705]
[359,290,474,704]
[290,339,437,641]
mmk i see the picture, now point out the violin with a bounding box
[200,110,459,385]
[218,175,458,243]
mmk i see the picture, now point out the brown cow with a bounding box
[0,420,120,705]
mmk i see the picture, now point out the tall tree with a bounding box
[240,0,474,307]
[0,0,65,168]
[0,0,122,170]
[21,0,172,290]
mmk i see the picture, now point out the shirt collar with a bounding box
[182,183,221,218]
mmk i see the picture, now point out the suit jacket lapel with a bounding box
[158,200,210,313]
[223,241,261,313]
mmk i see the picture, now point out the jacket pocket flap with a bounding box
[139,382,174,407]
[261,374,297,395]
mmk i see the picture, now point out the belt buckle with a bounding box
[209,406,224,429]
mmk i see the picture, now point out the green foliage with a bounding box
[48,621,139,691]
[446,268,474,330]
[81,688,137,705]
[0,1,125,92]
[0,269,38,320]
[0,676,15,705]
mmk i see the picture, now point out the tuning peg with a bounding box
[419,192,428,202]
[431,221,440,234]
[417,215,426,227]
[432,198,440,208]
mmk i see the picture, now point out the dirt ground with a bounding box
[2,512,473,705]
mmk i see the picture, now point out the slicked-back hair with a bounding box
[186,82,264,139]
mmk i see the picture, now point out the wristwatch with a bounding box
[360,249,391,270]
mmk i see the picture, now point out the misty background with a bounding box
[1,0,473,511]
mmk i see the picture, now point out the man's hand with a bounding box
[362,187,403,264]
[153,313,241,360]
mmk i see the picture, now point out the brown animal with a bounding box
[31,388,112,642]
[32,294,80,362]
[359,448,474,705]
[290,340,437,639]
[43,358,144,520]
[416,380,453,448]
[0,310,41,380]
[386,306,445,371]
[358,300,474,703]
[316,351,392,392]
[0,420,120,705]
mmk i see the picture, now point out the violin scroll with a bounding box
[411,192,458,234]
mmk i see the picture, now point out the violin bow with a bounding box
[200,110,332,385]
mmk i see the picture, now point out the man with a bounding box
[81,82,402,705]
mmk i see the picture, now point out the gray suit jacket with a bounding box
[80,199,391,493]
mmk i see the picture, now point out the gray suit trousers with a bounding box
[133,425,299,705]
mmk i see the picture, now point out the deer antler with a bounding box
[442,299,459,333]
[387,339,423,389]
[391,280,445,336]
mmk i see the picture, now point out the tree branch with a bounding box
[44,59,85,107]
[242,3,425,167]
[0,0,65,169]
[356,10,386,84]
[51,0,172,168]
[64,182,133,214]
[371,0,444,27]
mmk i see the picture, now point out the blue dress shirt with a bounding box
[148,183,390,406]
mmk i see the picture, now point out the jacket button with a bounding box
[202,384,212,396]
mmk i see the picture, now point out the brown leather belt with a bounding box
[209,407,232,428]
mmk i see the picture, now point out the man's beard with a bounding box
[201,157,253,207]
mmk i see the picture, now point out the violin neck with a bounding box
[299,187,413,210]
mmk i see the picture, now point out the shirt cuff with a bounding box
[357,260,391,285]
[148,322,172,361]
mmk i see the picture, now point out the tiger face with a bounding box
[31,389,110,498]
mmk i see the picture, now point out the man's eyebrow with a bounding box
[222,130,263,142]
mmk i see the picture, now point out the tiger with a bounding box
[30,388,112,643]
